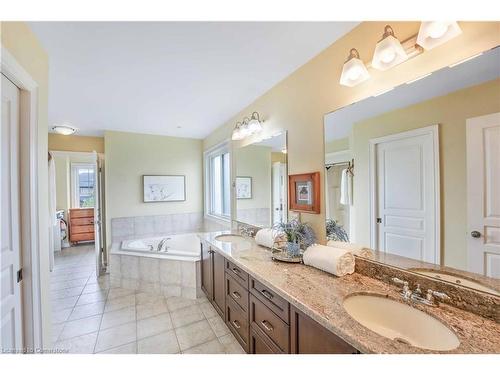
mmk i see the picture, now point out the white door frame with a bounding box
[369,125,441,264]
[1,46,43,350]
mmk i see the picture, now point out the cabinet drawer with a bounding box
[70,232,94,242]
[250,277,289,323]
[225,260,248,288]
[69,208,94,218]
[250,328,282,354]
[250,294,289,353]
[226,298,249,352]
[71,224,94,234]
[226,272,249,312]
[71,217,94,226]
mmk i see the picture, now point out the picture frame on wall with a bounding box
[143,175,186,202]
[236,176,252,199]
[289,172,320,213]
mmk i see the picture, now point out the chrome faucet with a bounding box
[157,238,166,251]
[391,277,450,307]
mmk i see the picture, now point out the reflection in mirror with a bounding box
[324,47,500,295]
[234,131,287,228]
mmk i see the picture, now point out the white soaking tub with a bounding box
[110,233,202,299]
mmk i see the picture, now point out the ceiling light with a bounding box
[448,52,483,68]
[372,25,408,71]
[52,124,76,135]
[339,48,370,87]
[417,22,462,50]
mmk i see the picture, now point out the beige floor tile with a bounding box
[55,332,98,354]
[137,312,173,339]
[52,296,79,312]
[58,315,102,341]
[51,286,86,299]
[104,294,135,312]
[175,320,216,351]
[107,287,135,300]
[136,300,168,320]
[51,307,74,324]
[219,333,245,354]
[51,323,65,344]
[198,301,218,319]
[137,330,179,354]
[183,338,226,354]
[166,296,196,312]
[95,322,136,352]
[170,305,205,328]
[68,302,105,321]
[51,278,88,290]
[100,306,136,330]
[97,342,137,354]
[136,292,165,305]
[77,290,108,306]
[82,282,109,295]
[207,316,230,337]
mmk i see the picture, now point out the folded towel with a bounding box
[326,240,374,259]
[255,228,275,249]
[303,244,355,277]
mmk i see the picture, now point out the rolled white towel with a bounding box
[326,240,373,259]
[255,228,275,249]
[303,244,355,277]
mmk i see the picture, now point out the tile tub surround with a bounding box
[109,247,202,300]
[199,231,500,354]
[354,257,500,322]
[111,213,229,243]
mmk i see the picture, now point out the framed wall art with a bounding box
[289,172,320,213]
[143,175,186,202]
[236,176,252,199]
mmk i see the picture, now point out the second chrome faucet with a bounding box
[391,277,450,307]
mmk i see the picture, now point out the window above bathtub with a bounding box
[204,141,231,221]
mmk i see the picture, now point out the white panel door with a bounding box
[467,112,500,278]
[1,74,23,351]
[373,126,438,263]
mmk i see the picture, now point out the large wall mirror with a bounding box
[233,131,288,228]
[323,46,500,296]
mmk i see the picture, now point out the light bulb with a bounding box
[347,65,362,81]
[381,49,396,63]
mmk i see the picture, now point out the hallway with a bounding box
[50,245,244,354]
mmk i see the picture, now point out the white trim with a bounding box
[49,150,101,159]
[369,125,441,264]
[1,45,43,349]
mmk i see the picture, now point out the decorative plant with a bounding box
[326,219,349,242]
[273,219,317,249]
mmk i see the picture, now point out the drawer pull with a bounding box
[231,291,241,299]
[232,268,241,275]
[261,289,274,300]
[232,320,241,329]
[260,320,274,332]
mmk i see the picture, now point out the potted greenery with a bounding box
[273,219,316,257]
[325,219,349,242]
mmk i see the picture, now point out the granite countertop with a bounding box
[198,231,500,354]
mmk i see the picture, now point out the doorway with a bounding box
[370,125,440,264]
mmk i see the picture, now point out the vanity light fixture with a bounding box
[339,48,370,87]
[371,25,408,71]
[232,112,264,141]
[417,22,462,50]
[52,124,77,135]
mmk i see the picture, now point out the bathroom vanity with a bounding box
[198,232,500,354]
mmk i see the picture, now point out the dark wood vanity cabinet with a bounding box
[201,242,360,354]
[290,306,359,354]
[200,242,225,318]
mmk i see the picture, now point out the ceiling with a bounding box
[29,22,358,138]
[325,46,500,142]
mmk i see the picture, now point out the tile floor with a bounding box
[51,244,245,354]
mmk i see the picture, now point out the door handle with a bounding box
[471,231,481,238]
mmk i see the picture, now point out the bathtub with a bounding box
[121,233,201,260]
[109,233,202,299]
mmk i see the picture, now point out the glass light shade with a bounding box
[340,56,370,87]
[52,125,76,135]
[372,35,408,71]
[247,118,263,133]
[417,22,462,50]
[231,123,244,140]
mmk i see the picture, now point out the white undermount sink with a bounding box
[411,269,500,296]
[343,294,460,351]
[214,234,248,244]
